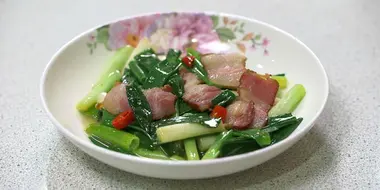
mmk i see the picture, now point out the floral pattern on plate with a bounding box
[86,13,270,55]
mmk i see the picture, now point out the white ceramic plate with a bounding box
[40,11,329,179]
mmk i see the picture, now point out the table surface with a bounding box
[1,0,380,189]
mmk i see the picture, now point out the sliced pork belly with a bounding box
[103,83,130,115]
[238,71,279,127]
[179,68,201,90]
[103,84,176,120]
[226,100,255,129]
[252,104,270,128]
[143,88,177,120]
[180,67,222,112]
[201,53,247,89]
[182,84,221,112]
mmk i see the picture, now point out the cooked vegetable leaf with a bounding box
[129,60,147,84]
[134,148,170,160]
[153,113,221,128]
[100,109,116,127]
[268,84,306,117]
[271,118,303,143]
[89,135,130,154]
[186,47,201,61]
[202,130,233,160]
[232,129,271,147]
[125,124,155,150]
[76,46,134,111]
[211,90,236,107]
[126,84,153,133]
[86,123,140,152]
[134,48,160,71]
[184,138,200,160]
[161,141,186,157]
[167,73,184,97]
[82,106,102,121]
[182,51,215,86]
[262,115,299,133]
[122,68,138,85]
[143,49,182,88]
[156,123,226,144]
[267,113,293,125]
[176,99,192,116]
[220,138,260,157]
[271,75,287,89]
[197,135,217,152]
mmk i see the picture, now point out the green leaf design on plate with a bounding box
[96,27,109,44]
[210,15,219,28]
[255,34,262,40]
[216,27,236,42]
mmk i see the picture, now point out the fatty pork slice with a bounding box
[103,83,130,115]
[179,68,201,90]
[143,88,177,120]
[201,53,247,89]
[180,68,222,111]
[103,84,176,120]
[182,84,221,112]
[238,71,279,128]
[226,100,255,129]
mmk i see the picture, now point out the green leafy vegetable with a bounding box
[86,123,140,152]
[81,106,101,121]
[89,135,130,154]
[170,155,186,161]
[123,38,152,70]
[197,135,217,152]
[100,109,116,127]
[126,84,153,133]
[125,124,155,150]
[271,118,303,143]
[268,84,306,117]
[143,49,182,88]
[271,75,287,89]
[186,47,201,61]
[202,130,233,160]
[167,73,184,97]
[122,68,137,85]
[134,148,171,160]
[129,60,147,84]
[220,138,260,157]
[76,45,134,111]
[152,113,221,128]
[176,99,192,116]
[160,141,186,157]
[156,123,227,144]
[211,90,236,107]
[134,48,160,71]
[232,129,271,147]
[182,60,214,86]
[184,138,200,160]
[262,115,300,133]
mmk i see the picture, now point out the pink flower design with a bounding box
[147,13,219,54]
[107,15,157,50]
[264,49,269,56]
[262,37,270,47]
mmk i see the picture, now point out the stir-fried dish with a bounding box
[76,39,306,161]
